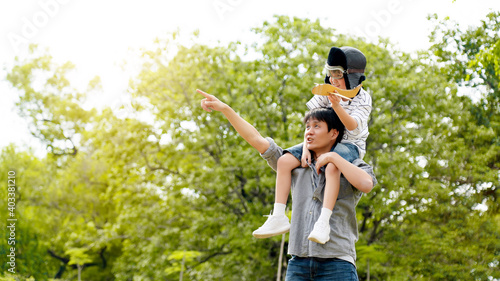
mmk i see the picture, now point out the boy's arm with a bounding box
[328,94,358,131]
[316,152,374,193]
[301,136,312,167]
[198,89,270,154]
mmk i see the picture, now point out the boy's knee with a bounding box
[325,163,339,174]
[277,153,300,171]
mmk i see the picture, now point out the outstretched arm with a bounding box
[198,89,270,154]
[316,152,374,193]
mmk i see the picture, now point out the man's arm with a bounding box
[316,152,374,193]
[198,89,270,154]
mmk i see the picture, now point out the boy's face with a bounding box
[329,75,347,90]
[304,118,338,154]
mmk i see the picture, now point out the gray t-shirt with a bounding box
[260,137,377,264]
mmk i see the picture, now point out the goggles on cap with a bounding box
[326,66,346,79]
[325,65,365,80]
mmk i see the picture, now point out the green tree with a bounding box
[360,12,500,280]
[0,146,61,279]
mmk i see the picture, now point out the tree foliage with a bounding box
[1,14,499,280]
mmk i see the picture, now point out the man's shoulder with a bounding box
[352,158,370,168]
[352,158,377,186]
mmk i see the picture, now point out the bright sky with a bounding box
[1,0,499,153]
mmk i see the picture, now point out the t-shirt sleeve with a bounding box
[348,92,372,135]
[306,95,330,110]
[260,137,284,172]
[352,158,377,188]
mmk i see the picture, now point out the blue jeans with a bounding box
[285,256,358,281]
[285,142,359,163]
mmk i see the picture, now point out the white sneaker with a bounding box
[307,220,330,244]
[252,214,290,238]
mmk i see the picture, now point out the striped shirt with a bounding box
[306,88,372,159]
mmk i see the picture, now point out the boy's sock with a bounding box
[272,203,286,216]
[318,207,333,223]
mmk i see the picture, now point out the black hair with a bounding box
[303,107,345,146]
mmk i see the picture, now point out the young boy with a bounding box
[252,46,372,244]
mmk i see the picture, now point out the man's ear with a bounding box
[330,129,339,141]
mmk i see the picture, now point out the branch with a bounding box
[140,150,181,175]
[100,246,107,269]
[235,172,249,214]
[203,189,245,218]
[48,249,101,276]
[360,206,372,233]
[48,249,69,264]
[48,250,68,279]
[195,249,232,265]
[188,246,233,272]
[368,218,385,245]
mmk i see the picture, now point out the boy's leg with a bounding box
[322,163,341,211]
[275,153,301,205]
[253,153,300,239]
[307,143,358,243]
[308,163,340,244]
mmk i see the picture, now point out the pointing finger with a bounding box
[197,89,212,99]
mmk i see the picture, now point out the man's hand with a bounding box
[316,151,374,193]
[315,152,338,175]
[198,89,228,112]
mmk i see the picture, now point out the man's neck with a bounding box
[312,145,335,160]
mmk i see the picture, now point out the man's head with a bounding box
[303,107,345,155]
[324,46,366,90]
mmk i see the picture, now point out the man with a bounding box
[197,89,376,280]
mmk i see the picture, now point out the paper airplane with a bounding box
[312,84,363,99]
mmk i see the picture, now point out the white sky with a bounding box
[0,0,499,153]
